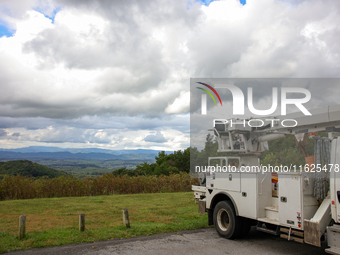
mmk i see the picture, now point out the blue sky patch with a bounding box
[0,23,14,37]
[200,0,246,6]
[33,6,61,24]
[200,0,216,6]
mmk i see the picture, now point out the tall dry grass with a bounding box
[0,173,198,200]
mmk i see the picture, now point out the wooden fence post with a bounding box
[122,209,130,228]
[79,214,85,232]
[19,215,26,239]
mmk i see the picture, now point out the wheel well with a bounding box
[210,192,239,216]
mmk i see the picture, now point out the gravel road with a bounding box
[7,227,327,255]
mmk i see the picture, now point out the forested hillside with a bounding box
[0,160,70,179]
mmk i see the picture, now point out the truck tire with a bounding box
[213,200,242,239]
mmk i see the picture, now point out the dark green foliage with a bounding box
[0,160,70,179]
[135,162,157,175]
[113,148,191,176]
[112,167,147,177]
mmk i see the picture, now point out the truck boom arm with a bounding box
[213,104,340,155]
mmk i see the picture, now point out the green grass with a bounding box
[0,192,207,253]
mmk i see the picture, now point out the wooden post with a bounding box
[19,215,26,239]
[79,214,85,232]
[122,209,130,228]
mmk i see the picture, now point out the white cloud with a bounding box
[144,131,167,143]
[165,91,190,114]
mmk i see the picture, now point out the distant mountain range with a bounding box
[0,146,173,161]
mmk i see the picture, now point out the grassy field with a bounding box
[0,192,208,253]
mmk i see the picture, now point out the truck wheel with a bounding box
[213,200,242,239]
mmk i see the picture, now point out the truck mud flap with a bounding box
[199,200,206,215]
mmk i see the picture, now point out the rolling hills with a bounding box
[0,160,71,179]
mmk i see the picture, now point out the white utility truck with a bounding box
[193,105,340,254]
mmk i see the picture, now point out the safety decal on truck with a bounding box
[297,212,302,228]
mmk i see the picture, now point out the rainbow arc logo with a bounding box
[196,82,222,106]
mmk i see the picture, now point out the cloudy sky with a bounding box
[0,0,339,151]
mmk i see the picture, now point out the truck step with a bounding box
[280,233,304,243]
[256,226,280,235]
[280,227,304,237]
[280,227,304,244]
[256,221,280,236]
[265,206,278,212]
[325,247,340,255]
[265,205,279,219]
